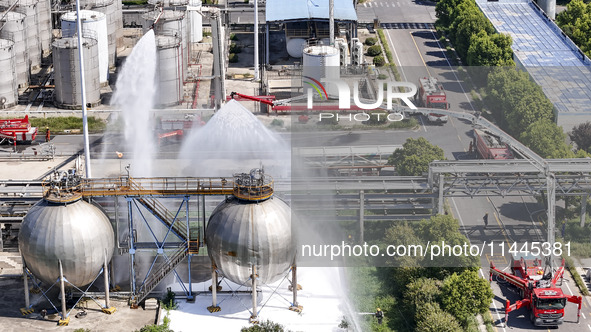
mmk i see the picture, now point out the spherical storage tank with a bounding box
[206,196,296,285]
[303,45,340,98]
[156,35,183,106]
[0,39,17,109]
[61,10,109,85]
[52,37,101,109]
[19,198,115,287]
[286,38,307,58]
[0,12,29,88]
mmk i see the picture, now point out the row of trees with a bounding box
[556,0,591,59]
[435,0,514,66]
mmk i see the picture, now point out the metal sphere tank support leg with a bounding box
[250,264,258,324]
[289,265,303,312]
[59,260,69,325]
[23,265,30,308]
[207,265,220,312]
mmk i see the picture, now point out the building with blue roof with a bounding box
[477,0,591,132]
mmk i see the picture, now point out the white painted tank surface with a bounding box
[1,0,42,69]
[143,10,188,81]
[78,0,120,69]
[302,45,341,98]
[0,39,17,109]
[187,0,203,43]
[0,12,29,88]
[286,38,307,58]
[148,0,189,6]
[52,37,101,109]
[36,0,52,55]
[61,10,109,85]
[155,35,183,106]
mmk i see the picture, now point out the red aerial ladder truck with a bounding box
[415,76,449,124]
[490,253,582,327]
[0,116,38,148]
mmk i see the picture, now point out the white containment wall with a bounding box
[0,39,17,109]
[302,45,341,98]
[0,12,29,88]
[155,35,183,106]
[62,10,109,85]
[52,37,101,109]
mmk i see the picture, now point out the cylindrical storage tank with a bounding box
[187,0,203,43]
[143,10,187,81]
[78,0,119,69]
[61,10,109,86]
[19,198,115,287]
[52,37,101,109]
[303,45,340,98]
[36,0,52,55]
[205,197,296,285]
[2,0,42,69]
[0,12,29,88]
[0,39,17,109]
[155,35,183,106]
[286,38,307,58]
[148,0,189,5]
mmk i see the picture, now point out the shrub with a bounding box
[229,53,239,63]
[230,42,241,53]
[270,119,284,127]
[365,37,377,46]
[373,55,385,67]
[367,45,382,56]
[377,73,388,80]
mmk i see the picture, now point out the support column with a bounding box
[186,197,193,301]
[127,199,137,300]
[23,266,30,308]
[265,24,269,66]
[438,174,444,214]
[250,265,258,323]
[207,265,220,312]
[254,0,259,80]
[288,265,302,312]
[104,253,110,309]
[547,175,556,269]
[581,194,588,227]
[59,260,68,324]
[359,190,364,244]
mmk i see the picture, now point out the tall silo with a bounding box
[36,0,52,56]
[143,10,188,81]
[52,37,101,109]
[79,0,121,69]
[155,35,183,106]
[0,39,17,109]
[2,0,42,70]
[19,193,115,287]
[187,0,203,43]
[61,10,109,86]
[0,12,29,88]
[302,45,340,98]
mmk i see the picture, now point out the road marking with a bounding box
[487,197,512,246]
[582,312,587,319]
[409,32,431,76]
[384,29,406,81]
[588,324,591,331]
[451,198,471,242]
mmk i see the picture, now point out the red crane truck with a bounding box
[490,253,582,327]
[473,128,514,159]
[0,116,38,148]
[415,76,449,124]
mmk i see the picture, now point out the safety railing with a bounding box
[80,177,235,197]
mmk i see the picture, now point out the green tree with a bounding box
[436,0,469,31]
[367,45,382,56]
[387,137,445,176]
[440,270,493,326]
[403,277,442,321]
[569,121,591,152]
[415,302,462,332]
[241,320,289,332]
[520,119,574,158]
[556,0,591,58]
[467,30,514,66]
[450,3,494,60]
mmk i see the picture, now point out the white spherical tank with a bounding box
[155,35,183,106]
[19,198,115,287]
[0,39,17,109]
[286,38,306,58]
[0,12,29,88]
[303,45,341,98]
[187,0,203,43]
[206,196,296,285]
[52,37,101,109]
[62,10,109,85]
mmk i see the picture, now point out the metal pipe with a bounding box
[59,260,67,319]
[254,0,259,80]
[74,0,91,178]
[23,265,30,308]
[329,0,334,46]
[211,267,217,307]
[104,250,110,308]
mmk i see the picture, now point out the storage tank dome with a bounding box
[206,194,295,285]
[19,197,115,287]
[286,38,307,58]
